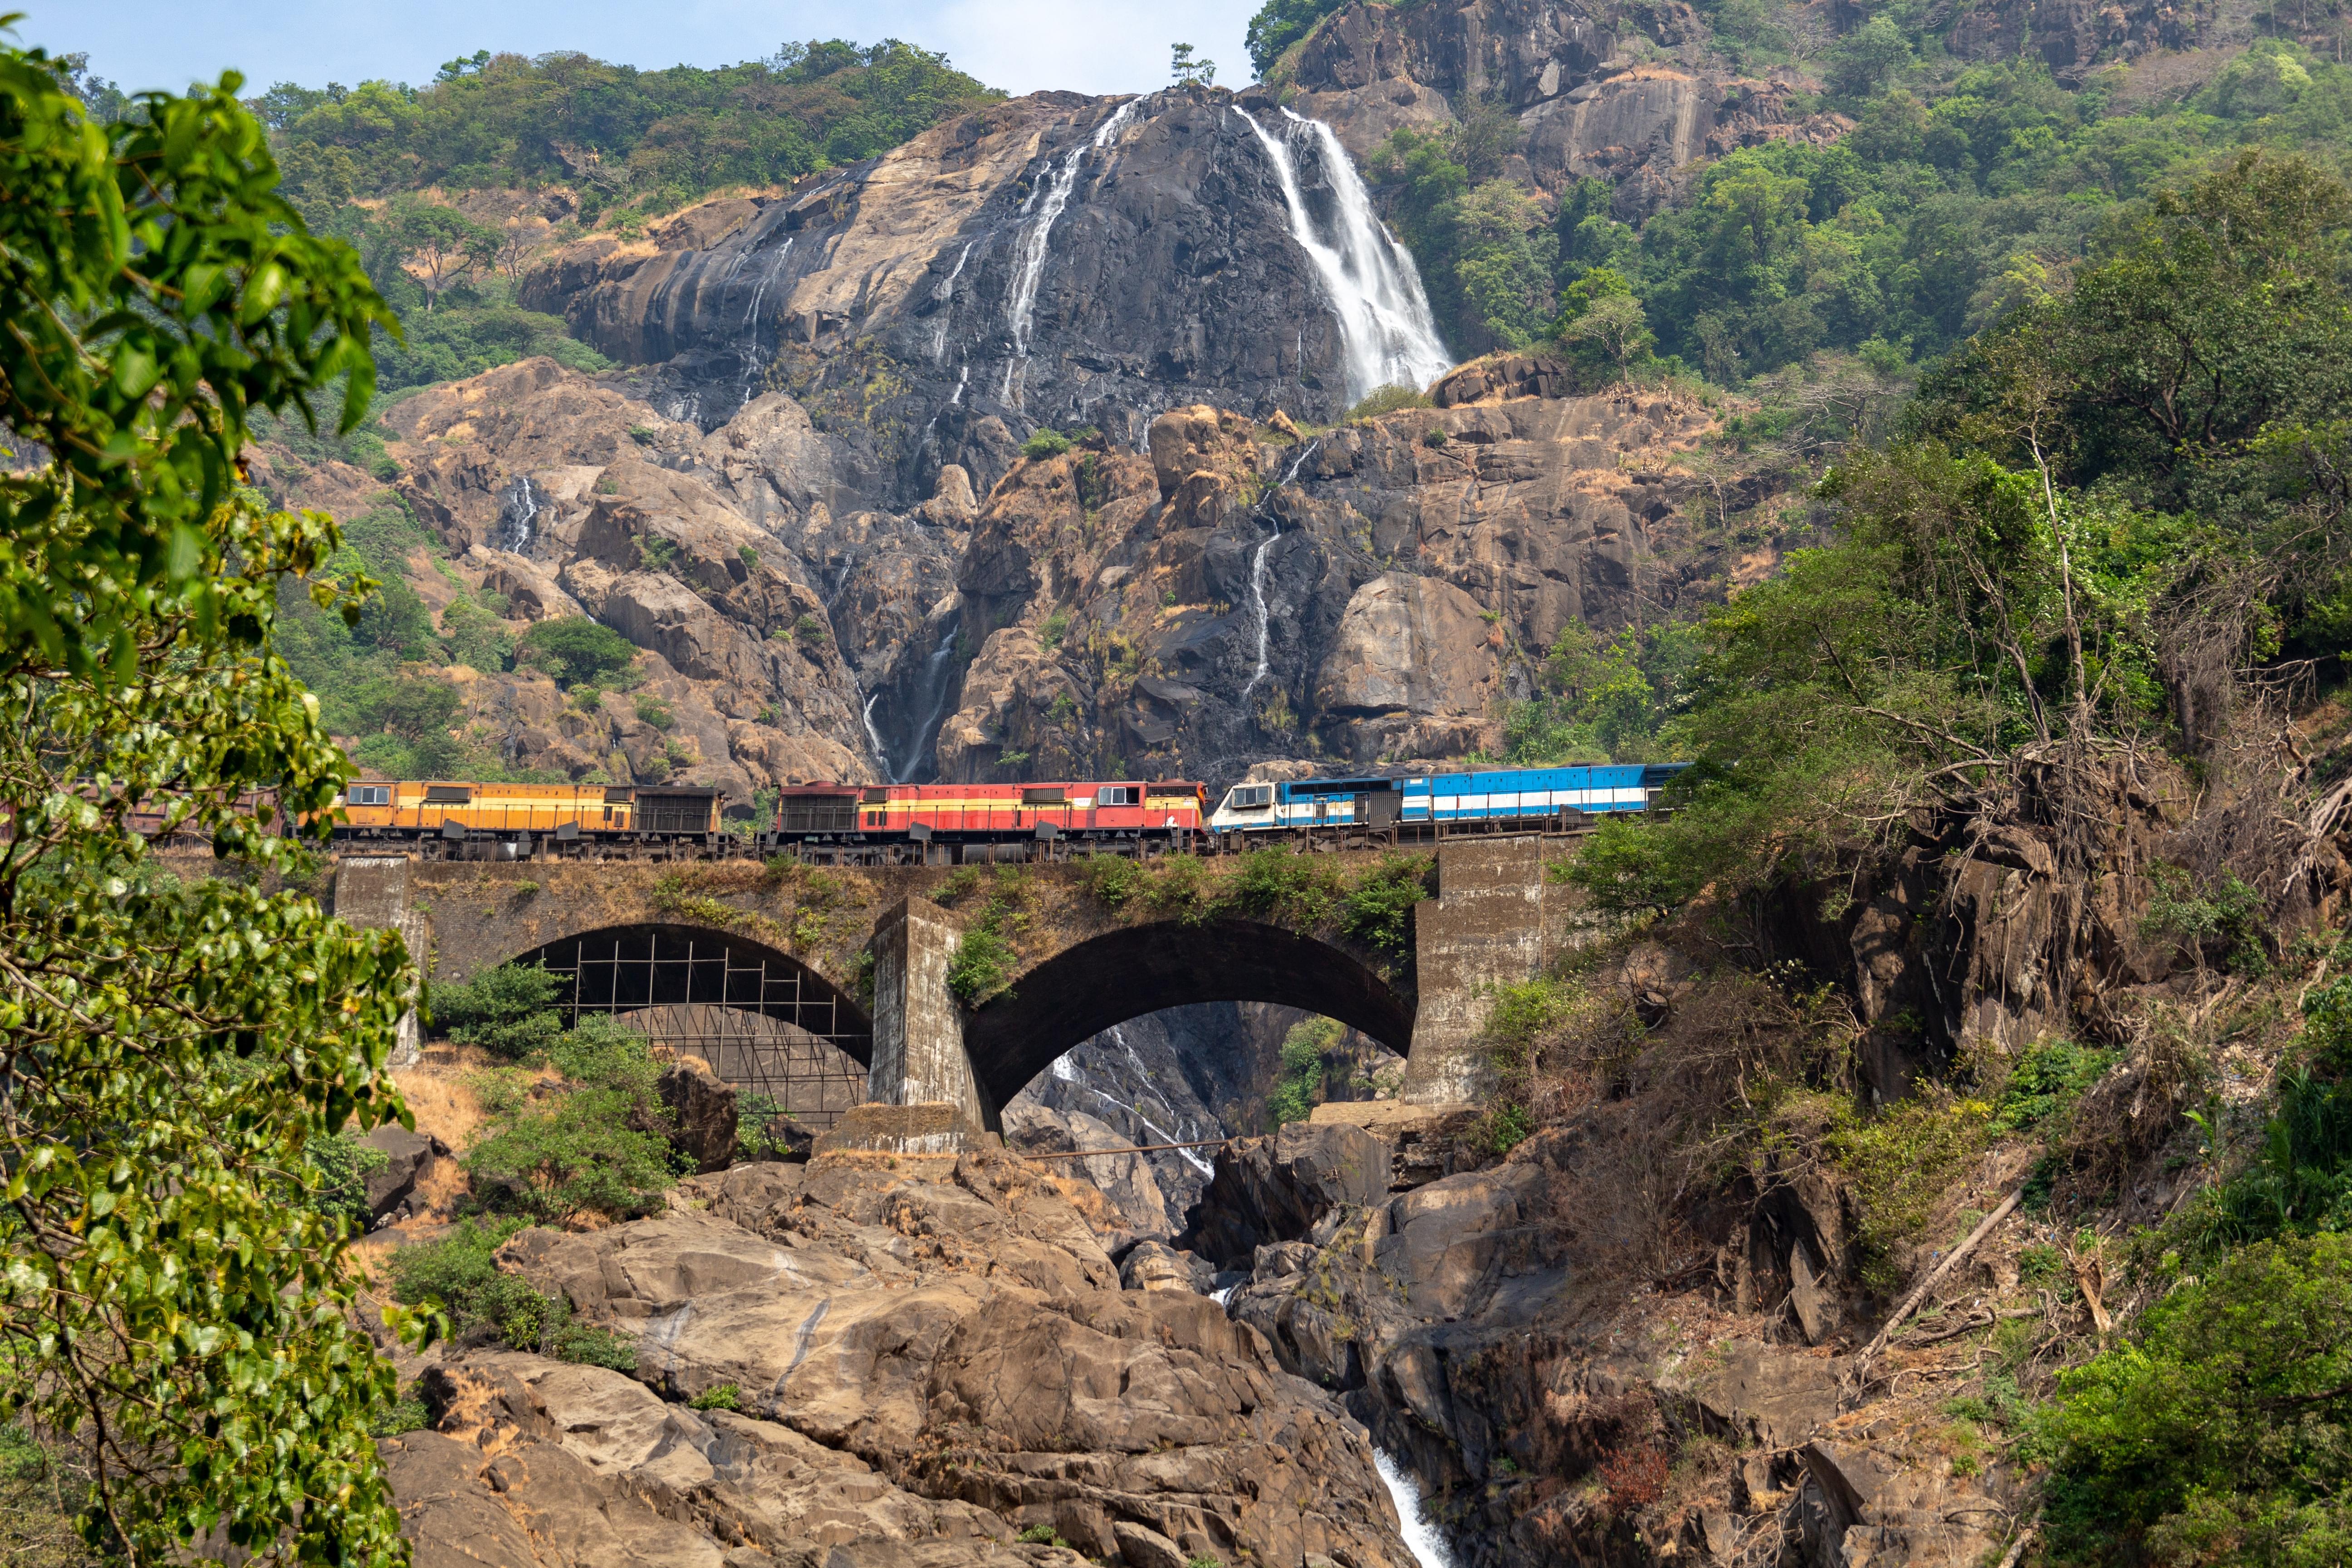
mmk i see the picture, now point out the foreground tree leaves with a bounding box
[0,36,413,1568]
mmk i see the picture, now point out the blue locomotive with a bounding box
[1207,763,1689,833]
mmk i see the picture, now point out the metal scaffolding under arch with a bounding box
[510,923,872,1128]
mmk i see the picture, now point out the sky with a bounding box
[39,0,1261,101]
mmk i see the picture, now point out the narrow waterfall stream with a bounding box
[496,475,540,553]
[860,694,889,774]
[1001,97,1142,404]
[1374,1448,1460,1568]
[1241,517,1280,704]
[931,240,975,362]
[1241,440,1318,706]
[736,235,794,407]
[1237,108,1452,401]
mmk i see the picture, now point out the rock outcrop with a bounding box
[392,1151,1423,1568]
[1279,0,1852,216]
[519,86,1426,501]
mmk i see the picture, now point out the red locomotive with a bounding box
[773,779,1209,846]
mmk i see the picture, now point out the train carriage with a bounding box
[329,781,727,845]
[1208,763,1689,833]
[770,779,1209,846]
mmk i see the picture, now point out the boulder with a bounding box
[1376,1164,1548,1317]
[1313,573,1505,760]
[360,1124,445,1218]
[1119,1240,1215,1294]
[1112,1520,1190,1568]
[1183,1122,1393,1270]
[657,1057,739,1173]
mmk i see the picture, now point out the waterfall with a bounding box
[737,235,795,408]
[1240,440,1317,706]
[1374,1448,1458,1568]
[1241,517,1280,705]
[497,475,540,553]
[860,694,889,773]
[893,628,961,783]
[932,240,976,362]
[1000,97,1142,404]
[1237,108,1453,403]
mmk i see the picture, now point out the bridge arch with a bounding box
[960,919,1414,1113]
[500,923,875,1118]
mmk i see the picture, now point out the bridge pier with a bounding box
[818,895,999,1154]
[1400,838,1551,1103]
[333,856,431,1068]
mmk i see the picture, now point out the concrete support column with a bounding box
[333,855,431,1068]
[1400,836,1548,1105]
[833,895,995,1152]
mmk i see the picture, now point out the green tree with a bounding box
[1244,0,1345,76]
[516,615,639,687]
[0,44,413,1567]
[1170,43,1217,87]
[431,963,566,1058]
[382,196,497,312]
[2038,1232,2352,1565]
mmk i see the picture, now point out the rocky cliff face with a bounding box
[285,349,1725,800]
[1282,0,1851,217]
[518,84,1453,512]
[382,1151,1425,1568]
[935,367,1716,782]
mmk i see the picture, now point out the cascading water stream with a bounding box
[1236,108,1452,402]
[736,235,795,408]
[1374,1449,1459,1568]
[1000,97,1141,404]
[896,627,960,782]
[1240,440,1317,705]
[496,475,540,553]
[860,694,889,773]
[1241,519,1281,705]
[931,240,975,362]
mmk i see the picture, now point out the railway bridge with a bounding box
[333,835,1592,1147]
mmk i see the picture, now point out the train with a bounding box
[1205,763,1690,833]
[296,762,1686,859]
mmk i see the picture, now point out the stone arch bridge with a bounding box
[333,837,1584,1147]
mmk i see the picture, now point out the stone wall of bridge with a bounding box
[334,834,1609,1147]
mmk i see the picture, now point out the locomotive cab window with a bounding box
[1222,784,1274,810]
[1099,786,1138,807]
[348,785,392,807]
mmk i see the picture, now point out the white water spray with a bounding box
[1001,97,1141,404]
[1241,518,1280,705]
[497,475,540,554]
[737,235,795,407]
[1374,1447,1458,1568]
[860,693,889,774]
[892,627,960,782]
[932,240,976,362]
[1240,441,1317,705]
[1237,109,1452,402]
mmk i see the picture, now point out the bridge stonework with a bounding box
[336,835,1588,1148]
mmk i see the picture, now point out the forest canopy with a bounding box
[260,39,1002,224]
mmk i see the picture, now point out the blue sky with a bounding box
[39,0,1261,101]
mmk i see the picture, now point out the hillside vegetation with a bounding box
[1352,17,2352,376]
[260,40,1001,226]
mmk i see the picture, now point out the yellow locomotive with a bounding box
[331,780,726,848]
